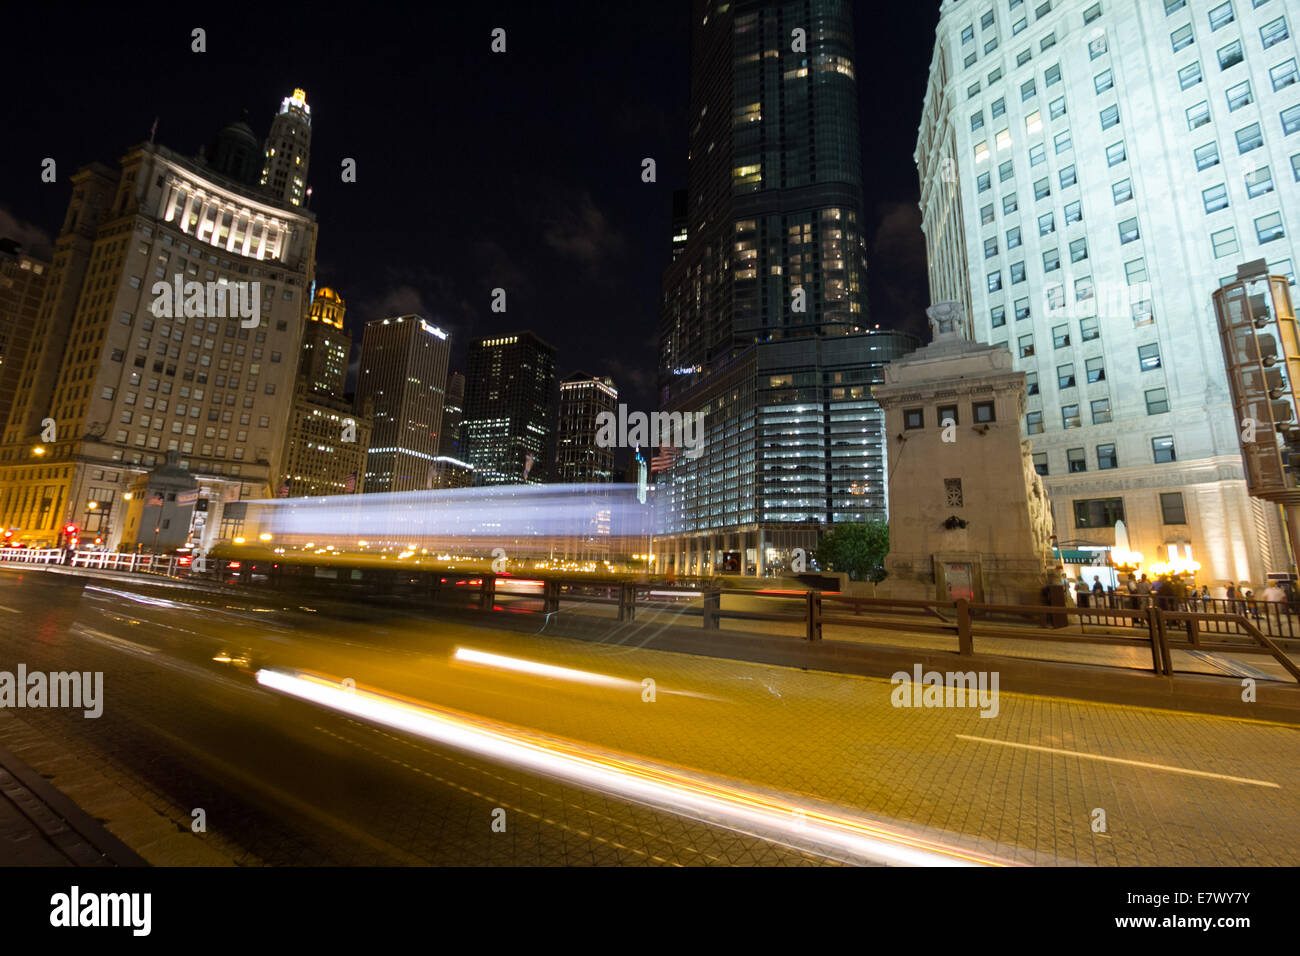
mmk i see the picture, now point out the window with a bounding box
[988,270,1003,291]
[1089,397,1112,424]
[972,111,986,133]
[1050,96,1067,120]
[1247,165,1275,197]
[1084,3,1102,25]
[1053,324,1071,348]
[1272,59,1299,92]
[1118,217,1140,243]
[1166,0,1187,15]
[999,159,1015,182]
[1081,316,1100,341]
[962,25,975,44]
[981,10,995,30]
[1011,261,1027,284]
[1038,211,1056,236]
[982,203,995,225]
[1077,276,1096,302]
[1018,48,1033,67]
[1022,79,1037,101]
[1187,100,1211,129]
[1016,298,1032,321]
[1195,141,1221,170]
[1033,452,1049,476]
[938,404,959,426]
[1098,443,1118,469]
[1026,371,1040,395]
[1035,177,1051,200]
[989,66,1004,84]
[1171,24,1195,52]
[985,36,999,54]
[1007,225,1023,248]
[1013,17,1027,35]
[1106,141,1126,166]
[1043,248,1061,272]
[978,171,992,193]
[1203,182,1229,212]
[1046,64,1062,87]
[1070,236,1088,261]
[1218,39,1243,70]
[1027,411,1044,434]
[1041,32,1056,51]
[1293,153,1300,181]
[1152,435,1177,463]
[1068,447,1088,472]
[1125,257,1149,284]
[1036,0,1052,16]
[1019,334,1036,357]
[1047,284,1065,311]
[992,305,1007,327]
[973,401,996,423]
[1139,342,1162,370]
[1256,211,1285,243]
[970,81,982,98]
[985,235,999,258]
[1226,80,1253,111]
[1086,356,1105,382]
[1003,193,1020,215]
[1145,387,1170,414]
[1058,363,1076,388]
[1112,178,1133,203]
[1074,497,1125,527]
[1029,143,1046,166]
[1089,35,1108,59]
[1161,492,1187,524]
[1062,403,1081,428]
[904,408,925,430]
[1094,69,1113,94]
[1100,104,1119,130]
[1208,2,1234,31]
[1212,225,1239,257]
[1261,17,1289,49]
[1179,62,1203,90]
[1284,104,1300,134]
[976,139,991,164]
[992,97,1006,119]
[1059,165,1077,188]
[1054,129,1072,153]
[1236,123,1264,153]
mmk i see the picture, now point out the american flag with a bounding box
[651,446,680,473]
[343,472,356,494]
[147,493,164,507]
[277,483,290,498]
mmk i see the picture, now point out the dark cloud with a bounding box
[542,191,626,271]
[0,206,54,259]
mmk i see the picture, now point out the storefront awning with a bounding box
[1057,549,1108,564]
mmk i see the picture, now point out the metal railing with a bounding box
[1077,591,1300,640]
[0,548,185,576]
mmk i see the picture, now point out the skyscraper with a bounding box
[438,371,465,459]
[356,314,450,492]
[555,372,618,483]
[0,93,318,549]
[280,287,372,496]
[0,241,49,442]
[654,0,916,577]
[260,89,312,208]
[915,0,1299,586]
[463,332,557,485]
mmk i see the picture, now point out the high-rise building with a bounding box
[356,314,450,492]
[0,94,318,549]
[438,371,465,459]
[0,241,49,441]
[280,287,372,496]
[463,332,557,485]
[260,89,312,208]
[556,372,618,483]
[659,0,870,386]
[653,0,913,577]
[915,0,1300,586]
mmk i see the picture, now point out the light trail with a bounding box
[450,647,723,700]
[257,667,1011,867]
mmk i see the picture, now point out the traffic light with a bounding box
[64,523,78,537]
[2,530,12,543]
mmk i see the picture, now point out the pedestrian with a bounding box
[1092,575,1105,608]
[1075,576,1090,609]
[1263,581,1286,603]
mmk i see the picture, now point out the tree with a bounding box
[815,520,889,583]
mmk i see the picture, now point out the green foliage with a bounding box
[815,520,889,583]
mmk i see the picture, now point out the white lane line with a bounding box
[0,605,19,613]
[955,734,1280,789]
[70,625,157,656]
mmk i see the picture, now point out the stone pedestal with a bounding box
[872,302,1055,605]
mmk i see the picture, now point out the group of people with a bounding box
[1073,573,1291,615]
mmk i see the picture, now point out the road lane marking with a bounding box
[71,625,157,656]
[955,734,1281,788]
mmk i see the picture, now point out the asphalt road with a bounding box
[0,568,1295,866]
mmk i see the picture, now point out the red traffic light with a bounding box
[64,524,78,536]
[2,530,12,540]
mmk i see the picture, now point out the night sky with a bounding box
[1,2,939,418]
